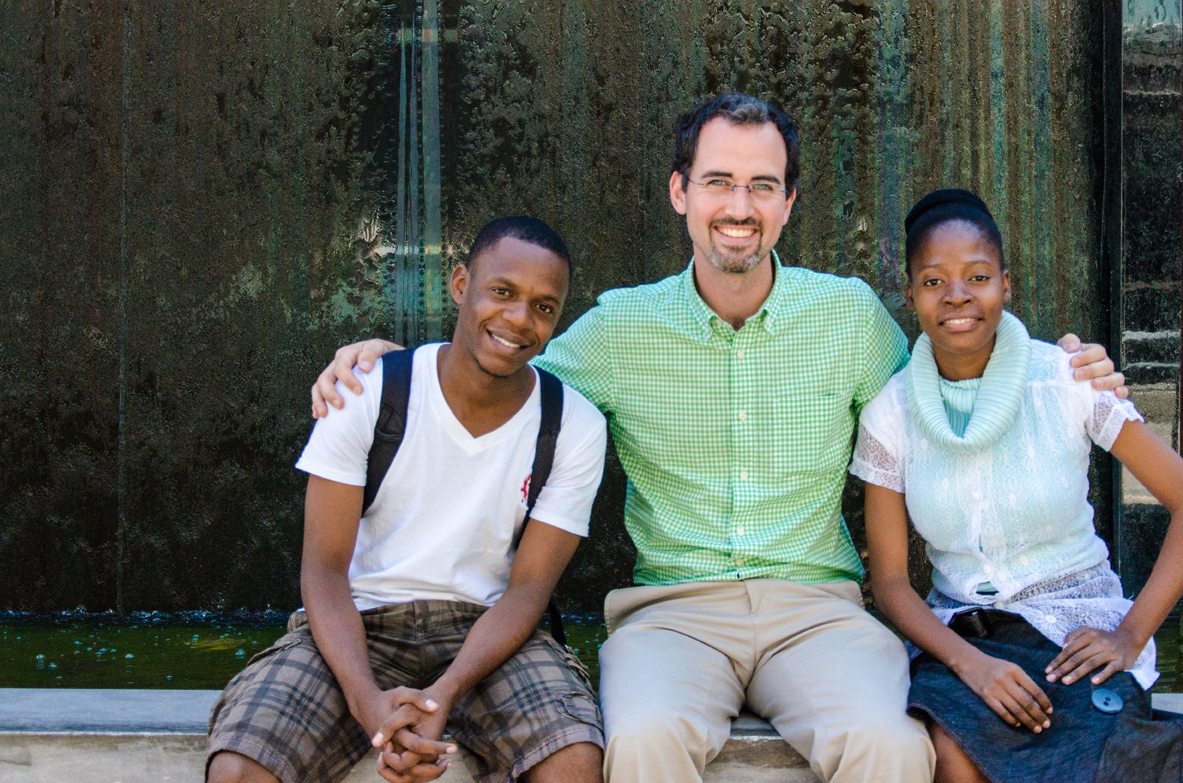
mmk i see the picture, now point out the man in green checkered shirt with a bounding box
[314,94,1123,783]
[535,237,905,592]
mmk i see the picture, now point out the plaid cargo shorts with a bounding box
[207,601,603,783]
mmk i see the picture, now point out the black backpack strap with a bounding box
[525,369,564,510]
[362,348,415,515]
[522,369,568,646]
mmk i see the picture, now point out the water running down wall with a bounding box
[0,1,1135,613]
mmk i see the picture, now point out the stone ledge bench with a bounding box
[7,689,1182,782]
[0,689,819,782]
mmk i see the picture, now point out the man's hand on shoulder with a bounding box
[312,338,403,418]
[1057,333,1128,399]
[358,685,455,783]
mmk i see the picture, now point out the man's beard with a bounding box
[706,245,761,273]
[705,226,763,274]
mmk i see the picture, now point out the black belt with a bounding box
[948,608,1024,639]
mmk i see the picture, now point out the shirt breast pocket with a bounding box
[767,393,853,475]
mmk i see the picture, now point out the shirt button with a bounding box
[735,527,745,536]
[971,491,982,502]
[738,411,747,421]
[737,349,745,360]
[740,470,749,480]
[736,558,745,567]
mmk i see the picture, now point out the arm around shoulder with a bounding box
[312,338,404,418]
[1056,334,1127,398]
[297,360,386,487]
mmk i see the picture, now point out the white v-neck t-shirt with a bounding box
[296,343,608,610]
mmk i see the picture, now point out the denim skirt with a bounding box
[908,620,1183,783]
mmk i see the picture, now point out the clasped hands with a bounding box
[957,625,1142,734]
[360,685,458,783]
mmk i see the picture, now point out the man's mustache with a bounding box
[710,218,763,232]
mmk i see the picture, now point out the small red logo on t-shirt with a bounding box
[521,473,532,504]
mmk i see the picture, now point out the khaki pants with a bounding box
[599,580,935,783]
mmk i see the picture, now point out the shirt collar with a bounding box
[679,249,791,340]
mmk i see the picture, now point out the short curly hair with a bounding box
[466,215,571,276]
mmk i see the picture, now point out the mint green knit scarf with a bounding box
[905,311,1031,454]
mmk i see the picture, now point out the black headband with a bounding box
[904,188,997,235]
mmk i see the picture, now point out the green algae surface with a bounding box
[0,616,607,690]
[0,615,1173,695]
[0,621,288,690]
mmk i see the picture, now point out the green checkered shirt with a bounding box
[535,257,909,586]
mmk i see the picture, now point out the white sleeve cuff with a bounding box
[294,457,368,487]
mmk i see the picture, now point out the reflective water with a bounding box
[0,612,289,689]
[0,614,1173,693]
[0,614,607,690]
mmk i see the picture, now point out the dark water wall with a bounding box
[1116,2,1183,597]
[0,1,1111,614]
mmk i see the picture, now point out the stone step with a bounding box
[5,689,1181,782]
[0,689,816,782]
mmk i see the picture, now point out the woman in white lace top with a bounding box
[851,189,1183,783]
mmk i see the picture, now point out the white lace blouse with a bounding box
[851,339,1157,688]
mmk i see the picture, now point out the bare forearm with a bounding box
[873,576,984,676]
[1118,511,1183,649]
[302,564,381,718]
[1109,423,1183,651]
[430,586,550,705]
[864,483,983,674]
[426,521,581,707]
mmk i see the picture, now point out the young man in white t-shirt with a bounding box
[207,216,608,783]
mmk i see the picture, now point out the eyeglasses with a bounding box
[686,177,790,202]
